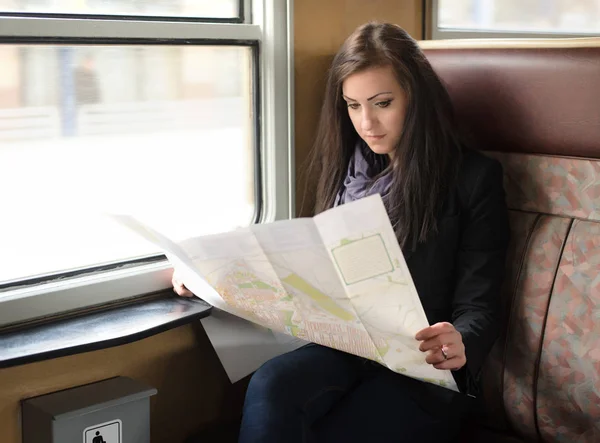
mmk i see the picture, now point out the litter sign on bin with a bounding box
[83,419,122,443]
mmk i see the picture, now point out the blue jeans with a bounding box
[238,344,472,443]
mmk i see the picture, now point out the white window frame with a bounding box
[0,0,294,327]
[430,0,600,40]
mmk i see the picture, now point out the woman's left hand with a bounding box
[415,322,466,371]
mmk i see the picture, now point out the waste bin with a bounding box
[22,376,157,443]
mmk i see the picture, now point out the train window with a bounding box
[0,0,239,20]
[0,44,255,285]
[432,0,600,39]
[0,0,293,327]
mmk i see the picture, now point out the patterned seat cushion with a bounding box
[478,152,600,443]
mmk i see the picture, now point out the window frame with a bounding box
[0,0,294,329]
[429,0,600,40]
[0,0,245,23]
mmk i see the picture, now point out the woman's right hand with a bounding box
[172,270,194,297]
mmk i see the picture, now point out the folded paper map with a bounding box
[113,195,458,392]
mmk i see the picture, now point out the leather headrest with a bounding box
[420,39,600,159]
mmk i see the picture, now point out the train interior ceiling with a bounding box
[0,1,599,443]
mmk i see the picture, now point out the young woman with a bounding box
[174,21,510,443]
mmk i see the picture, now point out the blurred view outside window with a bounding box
[438,0,600,34]
[0,39,256,284]
[0,0,239,18]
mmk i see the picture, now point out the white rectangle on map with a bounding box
[332,234,394,285]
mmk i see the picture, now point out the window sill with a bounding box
[0,293,212,368]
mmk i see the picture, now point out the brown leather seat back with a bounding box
[421,39,600,443]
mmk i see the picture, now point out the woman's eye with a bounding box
[347,103,359,110]
[375,100,392,108]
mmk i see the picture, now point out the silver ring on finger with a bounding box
[441,346,448,360]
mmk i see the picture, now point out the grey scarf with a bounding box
[334,141,393,207]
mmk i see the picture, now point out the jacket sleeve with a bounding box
[451,158,510,396]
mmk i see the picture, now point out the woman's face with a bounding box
[342,65,407,158]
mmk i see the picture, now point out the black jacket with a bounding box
[405,148,510,397]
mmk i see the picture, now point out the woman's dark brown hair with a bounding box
[305,22,462,251]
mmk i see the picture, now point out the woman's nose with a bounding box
[361,110,375,132]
